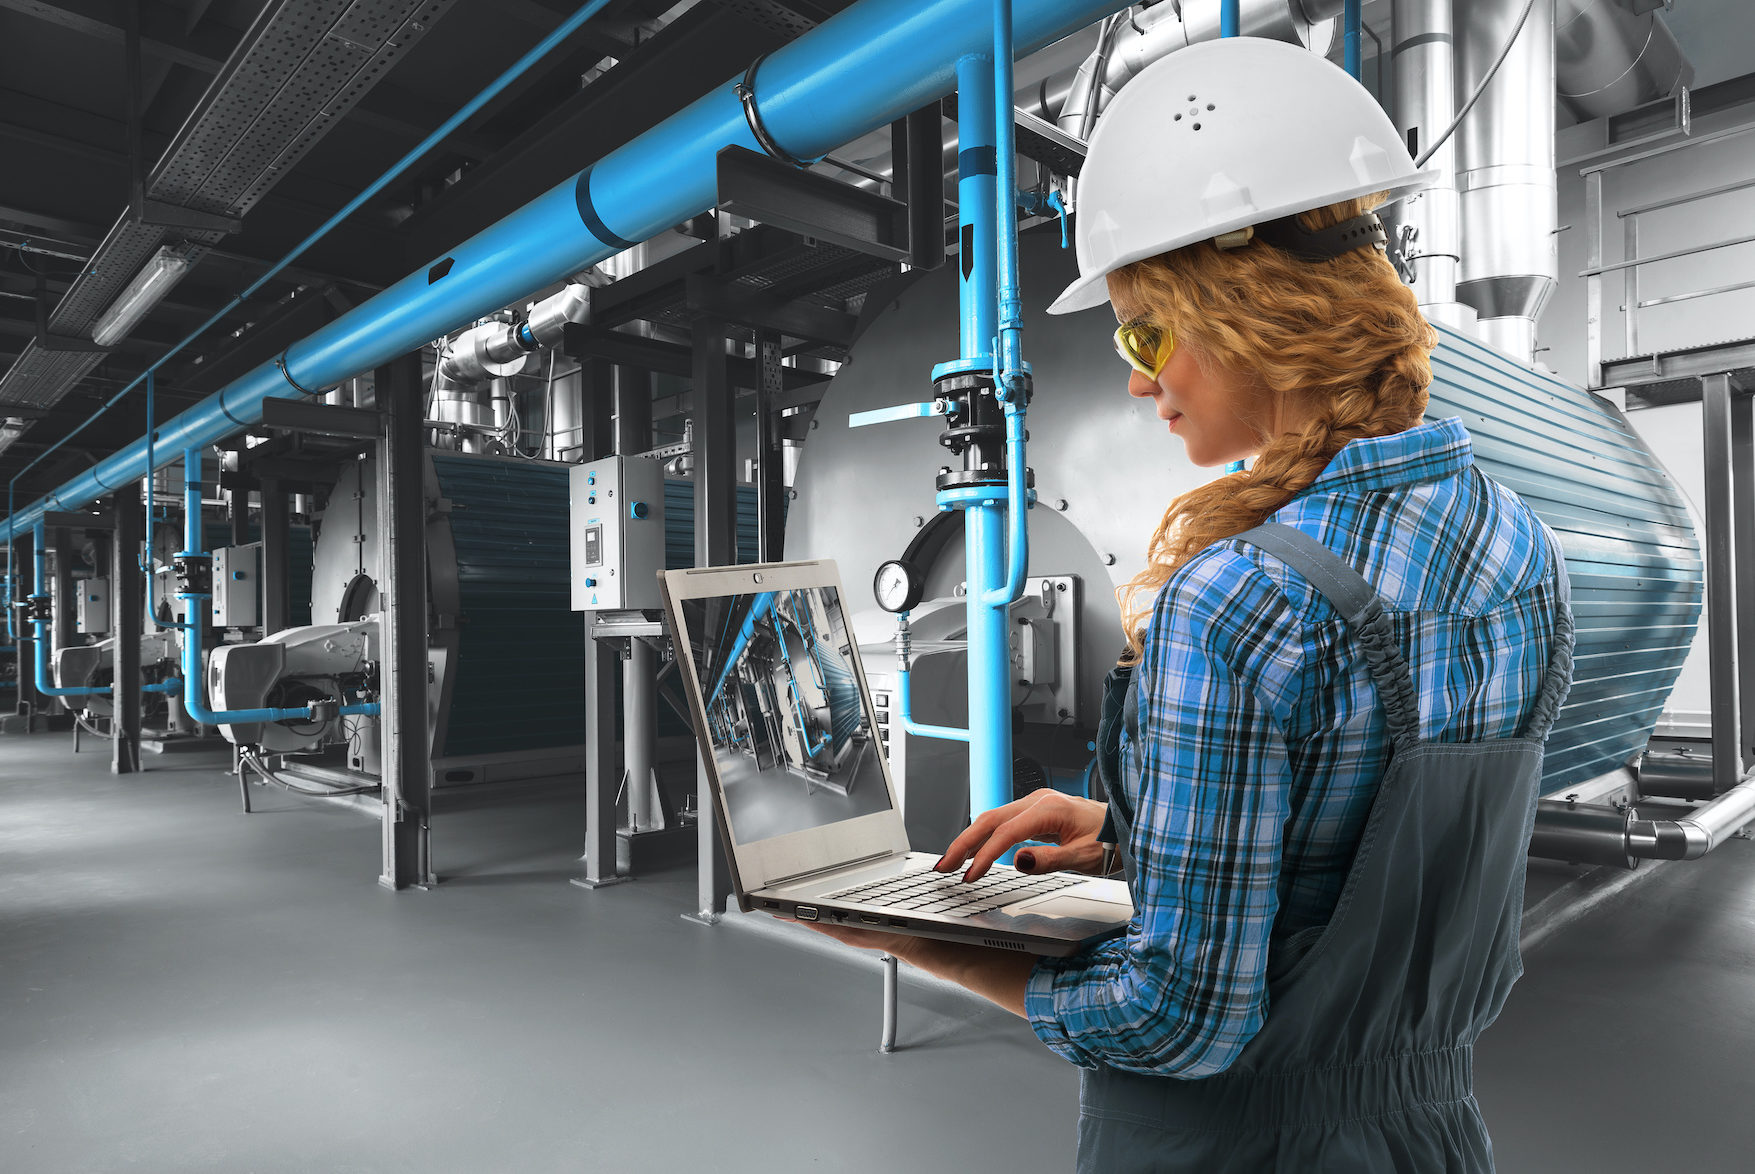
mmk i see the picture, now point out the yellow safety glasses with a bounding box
[1114,319,1173,380]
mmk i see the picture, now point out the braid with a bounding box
[1114,195,1435,664]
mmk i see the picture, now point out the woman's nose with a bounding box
[1127,370,1157,399]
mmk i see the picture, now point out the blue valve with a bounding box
[1047,189,1069,249]
[849,401,940,428]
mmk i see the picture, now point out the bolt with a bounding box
[1056,582,1067,592]
[913,516,925,527]
[1055,498,1068,511]
[1102,553,1116,566]
[939,466,952,477]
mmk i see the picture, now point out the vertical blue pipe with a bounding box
[991,0,1023,389]
[1343,0,1362,79]
[1219,0,1240,37]
[965,502,1012,821]
[956,52,998,363]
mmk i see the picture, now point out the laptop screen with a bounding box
[678,583,894,844]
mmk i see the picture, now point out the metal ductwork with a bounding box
[1389,0,1472,330]
[1455,0,1558,363]
[1056,0,1339,142]
[430,282,593,453]
[1556,0,1692,122]
[1530,779,1755,869]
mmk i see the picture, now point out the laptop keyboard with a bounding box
[823,867,1085,918]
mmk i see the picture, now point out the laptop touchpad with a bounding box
[1004,893,1130,921]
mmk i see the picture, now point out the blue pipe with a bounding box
[956,52,999,362]
[176,448,378,726]
[709,591,777,708]
[1220,0,1240,38]
[3,0,621,536]
[896,665,972,742]
[31,522,109,699]
[0,0,1130,543]
[1343,0,1362,79]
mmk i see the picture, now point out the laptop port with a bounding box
[859,914,882,925]
[763,901,780,910]
[888,918,908,928]
[794,906,819,922]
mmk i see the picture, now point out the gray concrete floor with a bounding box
[3,732,1753,1172]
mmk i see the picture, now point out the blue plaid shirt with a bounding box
[1026,417,1567,1077]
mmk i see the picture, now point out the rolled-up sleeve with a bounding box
[1026,549,1302,1077]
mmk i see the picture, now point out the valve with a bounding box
[23,594,51,623]
[172,553,213,597]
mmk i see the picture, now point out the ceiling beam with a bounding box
[0,0,231,71]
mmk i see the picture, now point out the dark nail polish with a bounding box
[1016,850,1036,873]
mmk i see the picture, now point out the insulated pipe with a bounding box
[1390,0,1466,322]
[1055,0,1337,139]
[1556,0,1691,122]
[0,0,1133,544]
[1455,0,1557,363]
[1527,781,1755,867]
[176,448,379,727]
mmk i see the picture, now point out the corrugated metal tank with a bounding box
[789,234,1701,791]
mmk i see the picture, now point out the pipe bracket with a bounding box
[736,53,810,169]
[274,351,320,397]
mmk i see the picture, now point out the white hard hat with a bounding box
[1048,37,1435,315]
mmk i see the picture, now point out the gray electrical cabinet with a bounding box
[75,578,109,635]
[212,543,261,628]
[569,455,665,611]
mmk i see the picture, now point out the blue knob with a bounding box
[585,577,597,587]
[587,472,597,485]
[630,501,649,520]
[232,571,246,580]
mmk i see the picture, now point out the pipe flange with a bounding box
[736,53,810,168]
[936,467,1035,494]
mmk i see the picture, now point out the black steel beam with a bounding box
[561,323,831,391]
[715,146,910,263]
[375,349,432,890]
[111,479,142,773]
[258,399,383,440]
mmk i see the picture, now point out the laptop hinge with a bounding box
[765,849,897,889]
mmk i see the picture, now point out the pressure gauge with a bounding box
[873,559,925,614]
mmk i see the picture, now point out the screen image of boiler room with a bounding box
[683,585,892,844]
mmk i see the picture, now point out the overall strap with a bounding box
[1234,522,1423,747]
[1519,543,1575,741]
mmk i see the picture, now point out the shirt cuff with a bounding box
[1026,957,1098,1069]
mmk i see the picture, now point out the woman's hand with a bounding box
[936,790,1111,882]
[798,920,922,961]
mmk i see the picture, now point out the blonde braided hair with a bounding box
[1113,194,1436,665]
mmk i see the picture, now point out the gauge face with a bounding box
[873,559,922,613]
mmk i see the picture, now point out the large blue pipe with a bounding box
[31,522,109,699]
[0,0,1129,544]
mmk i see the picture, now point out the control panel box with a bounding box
[570,456,665,611]
[75,578,109,635]
[212,542,261,628]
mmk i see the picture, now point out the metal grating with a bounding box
[1426,324,1703,790]
[1,0,456,420]
[430,454,585,759]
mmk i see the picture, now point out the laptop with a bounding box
[659,558,1133,958]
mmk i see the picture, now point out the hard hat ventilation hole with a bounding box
[1193,123,1202,131]
[1187,94,1196,101]
[1174,113,1182,121]
[1207,103,1216,111]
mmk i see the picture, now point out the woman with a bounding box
[809,38,1572,1172]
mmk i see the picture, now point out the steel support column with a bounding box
[578,630,623,886]
[376,351,433,890]
[691,313,736,923]
[1701,372,1744,795]
[111,482,142,773]
[1731,379,1755,768]
[754,330,786,561]
[259,476,288,633]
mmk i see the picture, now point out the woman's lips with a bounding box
[1166,412,1182,432]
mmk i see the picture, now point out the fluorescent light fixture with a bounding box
[90,244,193,347]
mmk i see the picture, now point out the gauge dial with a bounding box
[873,559,924,613]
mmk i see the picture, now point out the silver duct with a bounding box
[1555,0,1691,121]
[430,282,592,453]
[1455,0,1557,363]
[1056,0,1339,142]
[1389,0,1475,331]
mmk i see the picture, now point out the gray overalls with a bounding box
[1082,522,1573,1173]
